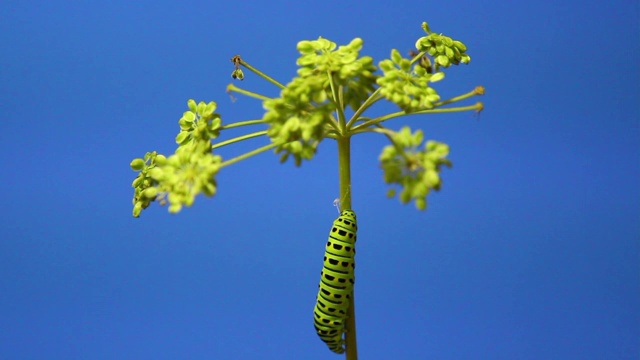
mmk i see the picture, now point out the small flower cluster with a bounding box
[130,100,223,217]
[379,126,452,210]
[377,49,444,112]
[263,37,379,166]
[130,151,163,217]
[415,22,471,68]
[297,37,378,110]
[144,147,221,214]
[176,100,222,149]
[263,76,333,166]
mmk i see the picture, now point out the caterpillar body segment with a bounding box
[313,210,357,354]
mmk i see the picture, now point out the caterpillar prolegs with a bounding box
[313,210,357,354]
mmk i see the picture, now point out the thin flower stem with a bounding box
[220,142,278,168]
[328,72,347,133]
[366,126,412,162]
[221,119,267,129]
[240,59,286,89]
[368,126,396,138]
[226,83,272,102]
[212,131,268,150]
[346,88,383,129]
[409,51,427,65]
[352,102,483,132]
[434,87,484,107]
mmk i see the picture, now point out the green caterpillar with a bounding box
[313,209,357,354]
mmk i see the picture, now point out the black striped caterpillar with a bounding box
[313,210,357,354]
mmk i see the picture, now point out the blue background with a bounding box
[1,1,638,359]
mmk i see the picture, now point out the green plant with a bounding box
[129,21,483,359]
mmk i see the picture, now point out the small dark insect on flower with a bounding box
[230,55,244,80]
[230,55,242,70]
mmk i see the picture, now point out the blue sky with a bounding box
[1,1,638,359]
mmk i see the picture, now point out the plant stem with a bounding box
[328,73,347,127]
[345,292,358,360]
[351,102,484,132]
[347,88,383,128]
[337,136,357,360]
[434,87,484,107]
[220,143,278,168]
[221,119,267,129]
[240,59,286,89]
[226,83,272,101]
[212,131,268,150]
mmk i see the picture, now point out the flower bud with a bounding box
[130,158,145,171]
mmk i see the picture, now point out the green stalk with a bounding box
[351,102,483,132]
[337,136,357,360]
[212,130,268,150]
[434,87,484,107]
[409,51,427,65]
[221,119,267,129]
[240,59,286,89]
[328,72,347,126]
[226,83,272,101]
[220,143,278,168]
[347,88,383,128]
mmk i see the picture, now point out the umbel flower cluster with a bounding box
[379,127,452,210]
[263,37,378,165]
[130,100,222,217]
[130,21,482,216]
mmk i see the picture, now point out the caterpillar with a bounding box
[313,209,357,354]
